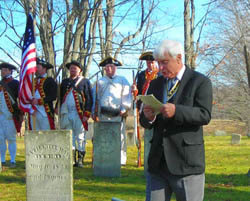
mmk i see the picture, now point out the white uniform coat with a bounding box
[92,75,132,165]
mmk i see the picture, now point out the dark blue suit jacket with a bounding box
[140,67,213,176]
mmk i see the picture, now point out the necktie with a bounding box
[168,78,177,93]
[163,78,178,103]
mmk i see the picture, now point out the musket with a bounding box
[57,77,61,129]
[92,73,99,168]
[132,70,141,167]
[93,73,99,122]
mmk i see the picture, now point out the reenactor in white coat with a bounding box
[92,56,132,165]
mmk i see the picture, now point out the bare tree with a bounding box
[203,0,250,133]
[0,0,162,79]
[184,0,211,69]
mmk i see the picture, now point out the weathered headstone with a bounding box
[127,131,136,146]
[215,130,227,136]
[25,130,73,201]
[231,133,241,145]
[144,129,153,175]
[93,122,121,177]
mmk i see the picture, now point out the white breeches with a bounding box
[30,111,50,131]
[61,111,86,152]
[0,114,17,163]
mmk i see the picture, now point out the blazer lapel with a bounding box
[173,67,193,104]
[151,75,165,103]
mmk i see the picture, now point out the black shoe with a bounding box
[77,161,83,168]
[73,150,77,167]
[1,162,6,166]
[77,151,85,168]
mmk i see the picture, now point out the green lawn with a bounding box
[0,136,249,201]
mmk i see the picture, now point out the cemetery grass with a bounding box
[0,136,249,201]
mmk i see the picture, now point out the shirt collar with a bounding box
[5,75,12,79]
[107,75,116,79]
[176,65,185,81]
[38,73,47,79]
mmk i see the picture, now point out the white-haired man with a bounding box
[140,40,213,201]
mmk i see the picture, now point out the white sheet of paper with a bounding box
[137,94,163,114]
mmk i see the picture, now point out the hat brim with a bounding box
[99,56,122,67]
[65,61,82,70]
[36,58,54,69]
[0,62,17,70]
[139,52,154,61]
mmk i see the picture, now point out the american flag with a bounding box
[19,14,37,113]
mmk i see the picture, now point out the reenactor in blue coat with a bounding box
[58,61,93,167]
[30,58,57,130]
[0,62,22,168]
[132,52,159,201]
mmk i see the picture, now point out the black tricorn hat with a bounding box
[65,60,82,70]
[139,51,154,61]
[99,56,122,67]
[36,58,54,69]
[0,62,17,70]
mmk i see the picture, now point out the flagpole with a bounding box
[57,77,61,130]
[19,12,37,128]
[32,73,36,130]
[31,10,36,131]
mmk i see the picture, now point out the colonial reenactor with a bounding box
[30,58,57,130]
[59,60,93,168]
[132,51,159,201]
[92,56,132,166]
[0,62,22,168]
[136,51,159,110]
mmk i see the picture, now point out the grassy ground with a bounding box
[0,135,250,201]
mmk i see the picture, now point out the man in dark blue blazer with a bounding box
[140,40,213,201]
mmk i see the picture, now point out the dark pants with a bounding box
[150,172,205,201]
[145,171,151,201]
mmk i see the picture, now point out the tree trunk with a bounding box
[105,0,115,57]
[184,0,196,69]
[243,45,250,89]
[38,0,55,77]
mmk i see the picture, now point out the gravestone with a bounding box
[231,133,241,145]
[25,130,73,201]
[144,129,153,175]
[93,122,121,177]
[127,131,136,146]
[215,130,227,136]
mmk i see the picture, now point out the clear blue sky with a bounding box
[0,0,210,83]
[113,0,211,84]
